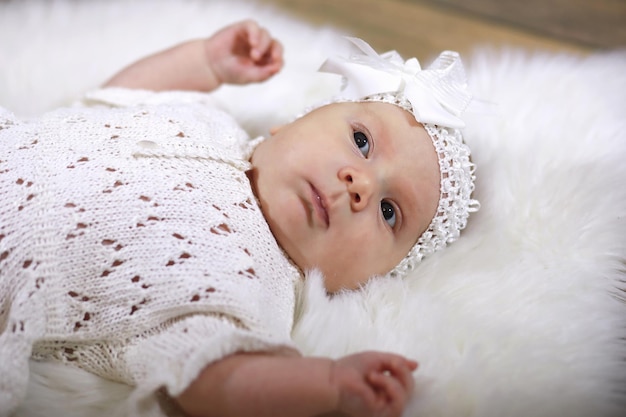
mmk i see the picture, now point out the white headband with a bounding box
[319,38,480,277]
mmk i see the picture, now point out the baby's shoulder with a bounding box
[44,88,250,148]
[81,88,243,130]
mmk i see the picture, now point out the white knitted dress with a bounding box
[0,89,301,416]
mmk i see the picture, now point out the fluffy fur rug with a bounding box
[1,1,625,416]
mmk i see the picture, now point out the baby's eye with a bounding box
[353,131,370,157]
[380,200,396,228]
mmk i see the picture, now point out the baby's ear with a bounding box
[269,125,285,136]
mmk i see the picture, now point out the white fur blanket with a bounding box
[1,1,625,417]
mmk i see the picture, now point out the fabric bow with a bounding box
[319,37,472,128]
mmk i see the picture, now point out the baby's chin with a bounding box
[314,263,394,293]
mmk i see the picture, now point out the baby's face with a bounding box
[249,102,440,292]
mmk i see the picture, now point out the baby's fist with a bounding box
[205,19,283,85]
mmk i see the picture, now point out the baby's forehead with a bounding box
[334,99,406,112]
[326,100,418,125]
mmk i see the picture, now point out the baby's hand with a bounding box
[331,351,418,417]
[205,19,283,85]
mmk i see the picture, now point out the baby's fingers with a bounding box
[244,22,274,62]
[367,372,409,417]
[266,39,283,66]
[387,358,418,392]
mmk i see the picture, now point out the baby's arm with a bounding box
[175,351,417,417]
[104,20,283,91]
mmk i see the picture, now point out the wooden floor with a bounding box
[261,0,625,61]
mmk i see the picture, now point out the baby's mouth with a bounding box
[310,183,329,228]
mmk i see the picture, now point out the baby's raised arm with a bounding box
[175,351,417,417]
[104,20,283,91]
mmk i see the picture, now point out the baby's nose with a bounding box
[339,167,374,212]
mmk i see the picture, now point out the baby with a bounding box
[0,20,477,417]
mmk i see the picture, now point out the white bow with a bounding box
[319,37,472,128]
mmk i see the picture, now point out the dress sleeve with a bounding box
[121,313,298,416]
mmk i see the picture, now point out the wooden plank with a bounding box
[411,0,626,49]
[261,0,591,62]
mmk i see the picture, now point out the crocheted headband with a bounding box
[319,38,480,278]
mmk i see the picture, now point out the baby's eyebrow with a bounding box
[367,108,385,133]
[393,174,426,238]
